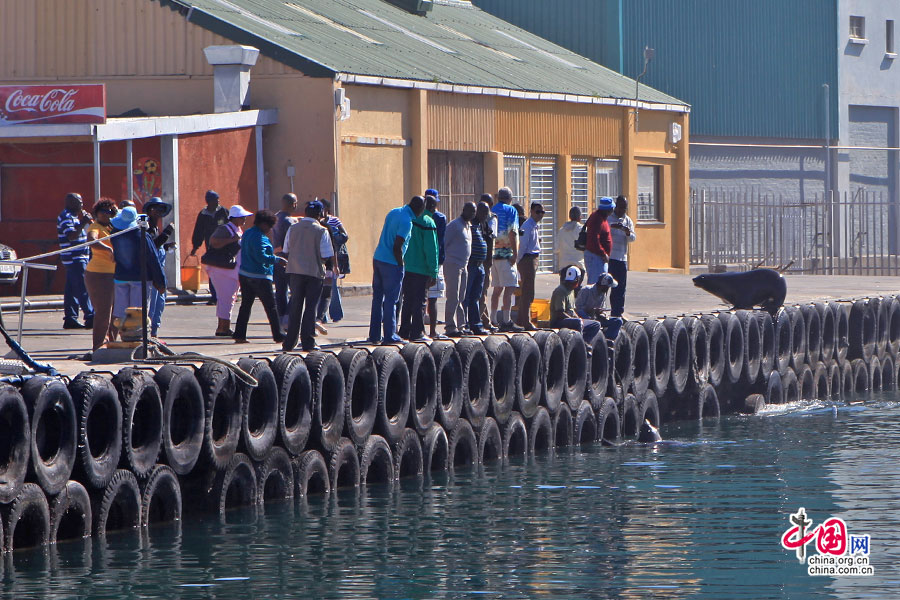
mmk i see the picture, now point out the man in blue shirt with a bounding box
[490,187,522,332]
[57,192,94,329]
[369,196,425,344]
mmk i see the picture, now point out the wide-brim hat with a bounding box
[229,205,253,218]
[143,197,172,217]
[597,196,615,211]
[111,206,138,230]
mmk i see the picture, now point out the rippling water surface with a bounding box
[6,396,900,599]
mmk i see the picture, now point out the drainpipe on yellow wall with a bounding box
[674,112,690,272]
[333,81,342,215]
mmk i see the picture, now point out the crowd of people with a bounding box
[55,184,635,355]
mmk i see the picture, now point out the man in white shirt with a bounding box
[515,202,545,330]
[607,195,636,318]
[557,206,584,270]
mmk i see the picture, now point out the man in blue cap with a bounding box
[109,206,167,328]
[584,196,615,285]
[143,197,174,337]
[424,190,447,338]
[190,190,229,305]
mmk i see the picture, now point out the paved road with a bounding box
[6,272,898,377]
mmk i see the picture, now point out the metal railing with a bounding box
[690,188,900,275]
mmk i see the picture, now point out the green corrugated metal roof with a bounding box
[155,0,686,106]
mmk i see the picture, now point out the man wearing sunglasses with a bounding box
[516,202,545,330]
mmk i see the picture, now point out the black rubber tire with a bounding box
[849,359,869,396]
[663,318,690,396]
[293,450,330,497]
[683,316,710,386]
[477,417,503,464]
[558,328,589,411]
[502,412,528,458]
[573,401,596,448]
[597,397,620,445]
[533,330,565,417]
[91,469,141,535]
[813,362,830,400]
[195,361,241,470]
[22,376,75,496]
[742,394,766,415]
[235,358,279,462]
[112,368,163,480]
[872,297,889,358]
[833,302,850,363]
[271,354,314,457]
[448,419,478,470]
[482,336,516,426]
[370,348,410,445]
[551,404,572,449]
[697,384,720,420]
[209,452,257,514]
[611,328,635,395]
[393,428,423,479]
[757,311,776,381]
[1,482,49,552]
[256,447,294,505]
[782,367,800,404]
[153,365,204,476]
[49,480,92,543]
[455,338,492,429]
[421,423,449,474]
[140,464,181,527]
[306,352,347,453]
[828,363,843,402]
[430,341,464,431]
[797,364,814,401]
[841,360,854,399]
[337,349,377,447]
[735,310,762,386]
[641,390,661,429]
[509,334,543,419]
[621,393,640,439]
[400,343,438,436]
[642,320,672,397]
[887,298,900,358]
[328,437,360,490]
[869,357,883,393]
[359,435,394,486]
[701,315,726,387]
[773,309,793,376]
[786,306,807,371]
[528,406,554,455]
[624,322,651,397]
[849,299,876,361]
[69,373,121,490]
[718,312,744,385]
[801,304,823,367]
[815,303,836,366]
[588,327,610,399]
[881,355,897,391]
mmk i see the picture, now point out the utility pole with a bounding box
[635,46,654,132]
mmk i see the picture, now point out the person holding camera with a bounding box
[57,192,95,330]
[143,197,175,338]
[607,195,636,318]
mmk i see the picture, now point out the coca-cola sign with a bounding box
[0,84,106,126]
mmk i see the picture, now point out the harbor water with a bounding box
[5,396,899,599]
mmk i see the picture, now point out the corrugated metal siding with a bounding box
[428,92,496,152]
[0,0,296,80]
[474,0,839,139]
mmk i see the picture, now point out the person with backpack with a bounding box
[316,198,350,326]
[583,196,615,285]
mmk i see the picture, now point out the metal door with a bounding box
[529,156,557,272]
[570,160,589,223]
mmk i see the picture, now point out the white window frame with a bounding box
[887,20,896,56]
[637,165,662,223]
[850,15,867,43]
[595,158,621,208]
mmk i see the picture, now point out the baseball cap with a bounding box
[597,196,615,211]
[564,265,583,282]
[599,273,619,288]
[228,205,253,218]
[306,200,324,212]
[205,190,220,202]
[424,188,440,202]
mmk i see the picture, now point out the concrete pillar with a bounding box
[255,125,266,209]
[558,154,572,227]
[160,134,180,288]
[409,88,428,197]
[622,107,637,206]
[203,45,260,113]
[484,151,504,196]
[673,113,691,272]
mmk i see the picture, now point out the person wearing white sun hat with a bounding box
[202,204,253,336]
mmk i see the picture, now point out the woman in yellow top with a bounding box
[84,199,118,351]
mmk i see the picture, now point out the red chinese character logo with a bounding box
[816,518,847,556]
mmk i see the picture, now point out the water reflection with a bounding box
[2,401,899,598]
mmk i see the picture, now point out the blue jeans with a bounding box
[369,259,404,343]
[555,317,602,345]
[608,259,627,318]
[584,250,608,286]
[463,262,485,329]
[63,260,93,324]
[149,287,165,336]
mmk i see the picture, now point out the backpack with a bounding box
[574,225,588,251]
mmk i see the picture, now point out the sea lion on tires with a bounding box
[692,268,786,317]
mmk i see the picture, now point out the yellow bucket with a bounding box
[530,299,551,322]
[181,256,201,292]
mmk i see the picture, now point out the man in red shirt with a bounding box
[584,196,615,285]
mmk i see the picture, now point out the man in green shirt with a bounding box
[399,198,439,341]
[549,265,602,343]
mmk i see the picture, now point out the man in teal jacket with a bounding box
[398,198,439,341]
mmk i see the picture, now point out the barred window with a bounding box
[637,165,661,222]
